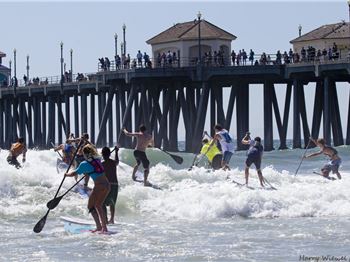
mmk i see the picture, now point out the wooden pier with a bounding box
[0,62,349,152]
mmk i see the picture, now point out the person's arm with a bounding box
[305,150,322,159]
[123,128,138,137]
[22,147,27,163]
[241,133,251,145]
[65,170,77,177]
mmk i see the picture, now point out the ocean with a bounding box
[0,145,349,262]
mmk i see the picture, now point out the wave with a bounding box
[0,148,349,220]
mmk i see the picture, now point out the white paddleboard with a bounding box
[60,216,117,235]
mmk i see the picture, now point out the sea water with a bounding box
[0,146,350,262]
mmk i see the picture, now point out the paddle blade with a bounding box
[46,196,63,210]
[170,154,183,164]
[33,210,49,233]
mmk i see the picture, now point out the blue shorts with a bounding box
[322,158,341,174]
[246,156,262,170]
[223,151,233,164]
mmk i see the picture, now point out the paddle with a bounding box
[51,141,63,159]
[46,175,86,210]
[159,148,183,164]
[33,140,83,233]
[188,132,209,170]
[262,176,277,190]
[294,139,312,176]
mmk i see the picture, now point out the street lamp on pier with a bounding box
[9,60,12,86]
[60,41,64,91]
[70,49,73,82]
[197,11,202,65]
[347,0,350,54]
[26,55,30,81]
[298,24,302,37]
[123,24,126,56]
[13,48,17,86]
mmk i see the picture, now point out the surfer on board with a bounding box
[123,125,154,186]
[304,137,342,179]
[7,137,27,169]
[65,144,111,233]
[241,133,265,187]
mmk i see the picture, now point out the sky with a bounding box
[1,1,349,141]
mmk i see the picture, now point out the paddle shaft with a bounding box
[51,141,63,159]
[294,139,311,176]
[159,148,183,164]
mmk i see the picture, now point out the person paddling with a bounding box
[197,138,222,170]
[65,144,111,233]
[241,133,265,187]
[54,139,76,166]
[7,137,27,169]
[123,125,154,186]
[210,124,235,171]
[304,137,342,179]
[101,146,119,224]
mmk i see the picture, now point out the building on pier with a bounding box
[0,51,10,87]
[146,19,236,67]
[291,21,350,58]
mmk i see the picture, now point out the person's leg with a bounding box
[257,170,264,187]
[245,166,250,185]
[109,205,115,224]
[88,191,102,232]
[321,165,331,178]
[94,184,110,232]
[132,164,139,181]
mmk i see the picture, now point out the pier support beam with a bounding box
[264,81,274,151]
[236,82,249,151]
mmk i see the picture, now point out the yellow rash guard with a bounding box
[200,141,221,163]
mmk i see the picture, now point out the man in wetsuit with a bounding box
[7,137,27,169]
[241,133,265,187]
[304,137,342,179]
[123,125,153,186]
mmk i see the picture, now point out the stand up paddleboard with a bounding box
[60,216,117,235]
[313,171,336,180]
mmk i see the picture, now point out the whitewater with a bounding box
[0,146,349,261]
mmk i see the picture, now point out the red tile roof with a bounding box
[290,21,350,43]
[147,20,236,45]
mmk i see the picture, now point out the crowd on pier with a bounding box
[97,42,343,72]
[0,42,345,88]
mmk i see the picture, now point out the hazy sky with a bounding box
[1,1,349,140]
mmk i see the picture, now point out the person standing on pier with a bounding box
[101,146,119,224]
[123,125,154,186]
[7,137,27,169]
[211,124,235,171]
[304,137,342,179]
[241,133,265,187]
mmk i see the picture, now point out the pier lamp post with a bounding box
[347,0,350,55]
[9,60,12,86]
[13,48,17,87]
[114,33,118,69]
[60,42,64,91]
[298,24,302,37]
[70,49,73,82]
[197,11,202,65]
[123,24,126,56]
[26,55,30,82]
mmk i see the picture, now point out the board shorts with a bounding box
[134,150,150,169]
[103,184,118,206]
[322,158,341,174]
[245,155,262,170]
[7,156,21,169]
[222,151,233,164]
[88,176,110,210]
[211,154,222,170]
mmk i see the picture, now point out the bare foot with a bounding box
[89,228,102,233]
[108,220,115,224]
[144,181,152,187]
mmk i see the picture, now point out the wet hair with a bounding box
[317,138,325,145]
[254,137,261,143]
[214,124,223,131]
[82,133,89,140]
[18,137,24,143]
[202,139,209,143]
[102,147,111,158]
[82,144,98,159]
[139,125,146,132]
